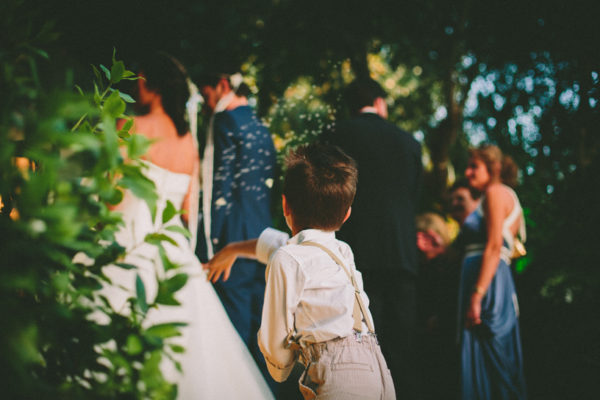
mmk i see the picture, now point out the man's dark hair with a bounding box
[344,77,387,115]
[195,72,223,89]
[451,178,482,200]
[196,72,250,97]
[283,143,358,231]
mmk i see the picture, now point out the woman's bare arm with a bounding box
[205,239,259,283]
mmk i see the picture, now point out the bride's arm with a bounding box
[181,151,200,226]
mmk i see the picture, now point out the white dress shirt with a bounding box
[256,228,374,382]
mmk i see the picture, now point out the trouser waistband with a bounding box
[299,332,379,366]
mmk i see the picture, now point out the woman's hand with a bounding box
[203,239,259,283]
[465,292,483,328]
[204,244,238,283]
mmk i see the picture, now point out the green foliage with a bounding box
[0,37,189,399]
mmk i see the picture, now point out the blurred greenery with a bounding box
[0,5,190,397]
[1,0,599,398]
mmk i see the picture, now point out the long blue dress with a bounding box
[457,187,527,400]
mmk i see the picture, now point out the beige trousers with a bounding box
[297,334,396,400]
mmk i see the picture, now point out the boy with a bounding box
[206,143,395,399]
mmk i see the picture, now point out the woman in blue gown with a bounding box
[458,144,527,400]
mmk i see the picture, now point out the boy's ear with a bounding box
[282,195,291,217]
[342,207,352,223]
[374,97,388,119]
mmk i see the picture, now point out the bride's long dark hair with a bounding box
[138,52,190,137]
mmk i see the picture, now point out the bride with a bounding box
[102,52,274,399]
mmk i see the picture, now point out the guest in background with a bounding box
[450,178,481,226]
[415,212,458,399]
[458,144,527,400]
[323,77,423,398]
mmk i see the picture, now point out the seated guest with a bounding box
[416,212,459,400]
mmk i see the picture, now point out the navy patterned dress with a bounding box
[457,187,527,400]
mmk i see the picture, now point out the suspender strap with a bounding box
[300,241,375,334]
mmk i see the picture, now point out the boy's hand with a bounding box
[204,244,238,283]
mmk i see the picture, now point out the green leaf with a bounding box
[126,334,143,355]
[164,273,188,293]
[91,64,102,83]
[162,200,177,224]
[118,91,135,103]
[74,84,84,96]
[165,225,192,239]
[158,245,180,272]
[100,64,111,81]
[127,134,151,159]
[122,70,136,78]
[145,322,187,339]
[145,233,178,247]
[101,116,119,167]
[114,263,137,270]
[103,90,125,118]
[136,274,149,313]
[71,113,88,132]
[121,118,134,132]
[111,60,125,83]
[169,344,185,354]
[119,165,158,215]
[154,291,181,306]
[93,83,101,105]
[32,47,49,59]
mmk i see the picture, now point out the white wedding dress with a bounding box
[102,161,274,399]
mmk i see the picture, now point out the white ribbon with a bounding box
[201,91,236,258]
[185,80,202,252]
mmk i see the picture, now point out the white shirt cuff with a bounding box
[256,227,289,265]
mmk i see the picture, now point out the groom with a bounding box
[195,72,278,394]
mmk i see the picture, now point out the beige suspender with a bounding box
[300,241,375,334]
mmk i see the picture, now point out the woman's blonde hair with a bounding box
[469,144,519,188]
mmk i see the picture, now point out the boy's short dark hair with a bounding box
[345,77,387,115]
[283,143,358,231]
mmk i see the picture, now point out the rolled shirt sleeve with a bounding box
[257,249,304,382]
[256,227,290,265]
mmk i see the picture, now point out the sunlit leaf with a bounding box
[111,60,125,84]
[126,334,143,355]
[162,200,177,224]
[165,225,192,239]
[158,245,180,271]
[127,134,151,160]
[103,90,125,118]
[118,91,135,103]
[145,233,178,247]
[145,322,186,339]
[100,64,111,81]
[169,344,185,354]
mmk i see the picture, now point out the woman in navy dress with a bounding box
[458,144,527,400]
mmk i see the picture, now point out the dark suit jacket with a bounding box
[324,113,422,276]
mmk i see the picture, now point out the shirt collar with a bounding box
[287,229,336,245]
[359,106,378,114]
